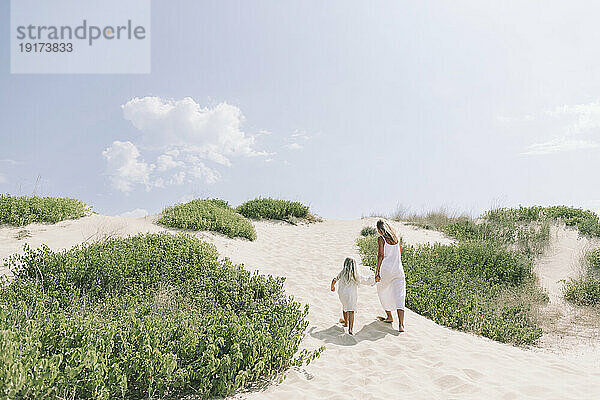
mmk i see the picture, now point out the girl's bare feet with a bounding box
[339,317,346,324]
[398,324,405,332]
[377,316,393,323]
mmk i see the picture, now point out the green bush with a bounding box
[0,194,91,226]
[158,199,256,240]
[563,276,600,306]
[587,249,600,271]
[360,226,377,236]
[357,236,544,345]
[0,233,314,399]
[237,198,309,221]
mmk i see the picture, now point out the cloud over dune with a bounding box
[519,102,600,155]
[103,96,264,193]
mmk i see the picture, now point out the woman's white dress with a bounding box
[336,266,374,312]
[377,237,406,311]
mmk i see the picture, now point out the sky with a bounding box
[1,0,600,219]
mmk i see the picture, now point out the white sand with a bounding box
[2,216,600,399]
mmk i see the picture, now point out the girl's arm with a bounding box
[375,236,384,281]
[331,278,337,291]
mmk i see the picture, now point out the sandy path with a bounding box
[2,216,600,399]
[534,225,600,364]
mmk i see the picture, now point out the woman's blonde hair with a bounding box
[339,257,358,283]
[377,219,398,244]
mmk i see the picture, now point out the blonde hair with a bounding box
[377,219,398,244]
[339,257,358,284]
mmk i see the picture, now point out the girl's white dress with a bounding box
[336,266,374,312]
[376,237,406,311]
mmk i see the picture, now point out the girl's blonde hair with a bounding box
[339,257,358,284]
[377,219,398,244]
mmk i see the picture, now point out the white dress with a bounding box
[376,237,406,311]
[335,266,374,312]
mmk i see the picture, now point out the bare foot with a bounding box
[348,331,353,335]
[399,325,405,332]
[339,318,346,324]
[341,322,348,327]
[377,316,393,323]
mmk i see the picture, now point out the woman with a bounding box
[374,219,406,332]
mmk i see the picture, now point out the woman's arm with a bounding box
[375,236,384,281]
[331,278,337,291]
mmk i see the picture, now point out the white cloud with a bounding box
[286,142,303,150]
[104,96,271,193]
[518,102,600,155]
[543,103,600,135]
[291,129,311,140]
[119,208,149,218]
[121,96,265,165]
[522,137,599,155]
[156,152,184,171]
[102,141,155,193]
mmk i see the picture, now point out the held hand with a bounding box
[375,274,381,282]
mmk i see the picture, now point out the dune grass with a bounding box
[484,205,600,238]
[0,194,91,226]
[483,206,600,307]
[236,198,310,222]
[357,234,545,345]
[0,233,317,399]
[563,248,600,307]
[158,199,256,240]
[401,207,551,258]
[389,205,600,334]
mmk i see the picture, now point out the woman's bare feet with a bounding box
[398,324,405,332]
[377,316,393,323]
[339,317,346,324]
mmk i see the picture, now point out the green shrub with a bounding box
[360,226,377,236]
[544,206,600,237]
[357,235,544,345]
[0,233,315,399]
[563,276,600,306]
[158,199,256,240]
[587,249,600,272]
[237,198,309,221]
[0,194,91,226]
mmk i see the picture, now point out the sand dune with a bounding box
[1,216,600,399]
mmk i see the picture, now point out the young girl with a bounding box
[331,257,374,335]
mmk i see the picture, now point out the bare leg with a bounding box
[397,309,405,332]
[342,311,348,327]
[378,310,393,323]
[347,311,355,335]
